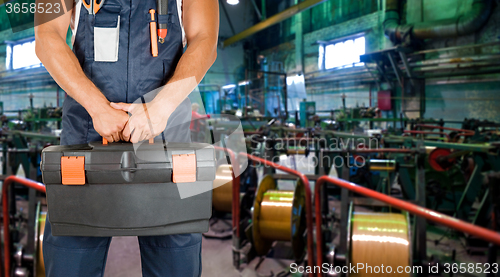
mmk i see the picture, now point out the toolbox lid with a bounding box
[41,142,216,186]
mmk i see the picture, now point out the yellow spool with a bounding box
[369,166,396,171]
[252,175,306,260]
[259,190,294,241]
[287,149,306,155]
[350,212,410,277]
[212,165,234,212]
[35,210,46,277]
[369,159,396,172]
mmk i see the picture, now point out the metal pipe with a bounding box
[413,62,500,73]
[404,130,450,139]
[305,64,374,77]
[384,0,493,44]
[306,74,376,84]
[243,131,264,135]
[413,0,492,39]
[306,68,373,79]
[426,77,500,86]
[383,0,401,43]
[238,152,316,271]
[0,70,51,83]
[307,84,375,92]
[422,67,500,79]
[2,176,46,277]
[222,0,326,47]
[303,55,499,87]
[305,62,500,85]
[410,41,500,56]
[321,148,416,154]
[408,55,500,67]
[270,126,308,133]
[315,176,500,271]
[212,147,240,236]
[416,124,475,134]
[213,146,242,269]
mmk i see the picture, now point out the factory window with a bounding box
[6,39,42,70]
[319,36,365,70]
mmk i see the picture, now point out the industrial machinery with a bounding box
[1,176,47,277]
[212,164,258,214]
[299,101,316,128]
[251,175,306,261]
[3,137,500,277]
[315,174,500,277]
[2,85,500,276]
[327,208,412,277]
[0,113,58,277]
[208,146,500,276]
[208,111,500,276]
[207,164,257,239]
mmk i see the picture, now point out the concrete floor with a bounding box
[101,223,498,277]
[103,227,292,277]
[103,235,240,277]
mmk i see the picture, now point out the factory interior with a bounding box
[1,0,500,276]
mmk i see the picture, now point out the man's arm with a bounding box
[164,0,219,84]
[112,0,219,143]
[34,1,128,143]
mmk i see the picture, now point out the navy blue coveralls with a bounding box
[43,0,200,276]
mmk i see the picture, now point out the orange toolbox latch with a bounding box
[61,156,86,185]
[172,151,197,183]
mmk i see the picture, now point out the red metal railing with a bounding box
[212,146,241,236]
[410,124,476,140]
[2,176,46,277]
[213,147,315,269]
[314,175,500,273]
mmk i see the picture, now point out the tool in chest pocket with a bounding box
[83,0,106,15]
[157,0,168,43]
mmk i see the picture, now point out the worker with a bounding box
[34,0,218,275]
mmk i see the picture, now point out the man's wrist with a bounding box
[151,98,175,119]
[86,100,111,118]
[67,84,110,119]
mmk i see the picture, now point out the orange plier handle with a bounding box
[83,0,105,15]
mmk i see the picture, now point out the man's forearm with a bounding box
[154,35,217,109]
[35,31,109,117]
[170,36,217,84]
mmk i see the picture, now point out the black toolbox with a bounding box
[41,141,216,236]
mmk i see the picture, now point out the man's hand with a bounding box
[35,0,119,138]
[110,100,172,143]
[91,105,129,143]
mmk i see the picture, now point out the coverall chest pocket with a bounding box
[94,5,121,62]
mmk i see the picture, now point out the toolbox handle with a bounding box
[102,137,154,145]
[99,137,197,183]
